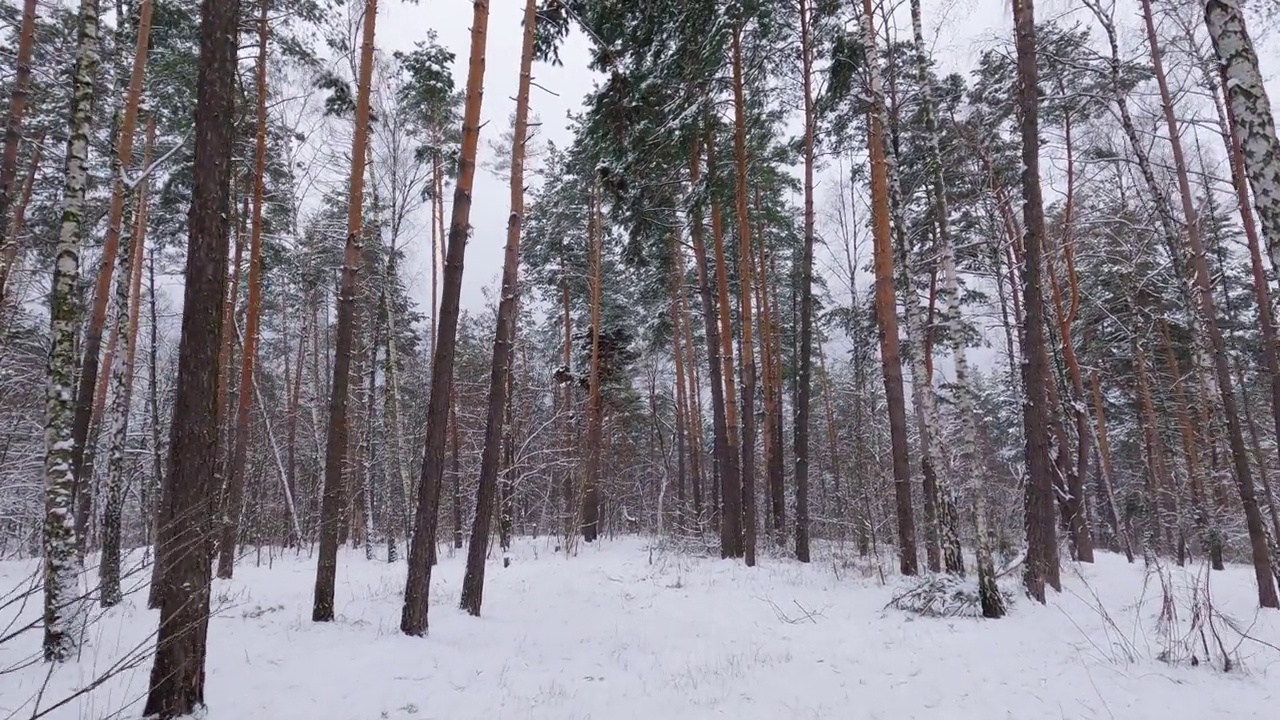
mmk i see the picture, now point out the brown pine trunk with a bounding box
[0,132,41,312]
[460,0,536,614]
[1042,106,1093,563]
[705,133,744,556]
[143,0,238,711]
[730,25,757,567]
[1141,0,1277,607]
[1136,342,1172,556]
[677,249,705,523]
[313,0,378,622]
[862,0,917,576]
[71,0,154,500]
[794,0,816,564]
[0,0,37,306]
[754,206,782,546]
[217,0,271,579]
[402,0,491,636]
[688,135,730,536]
[1013,0,1060,602]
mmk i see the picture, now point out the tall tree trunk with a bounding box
[100,118,153,607]
[0,0,38,307]
[402,0,491,636]
[688,135,729,536]
[671,233,691,523]
[1041,94,1093,563]
[42,0,101,663]
[730,24,757,567]
[70,0,153,512]
[1217,66,1280,544]
[143,0,237,711]
[707,134,743,557]
[218,0,271,579]
[862,0,917,576]
[314,0,378,622]
[1205,0,1280,277]
[1013,0,1060,602]
[145,245,165,607]
[460,0,536,615]
[1143,0,1278,607]
[581,175,605,542]
[794,0,816,564]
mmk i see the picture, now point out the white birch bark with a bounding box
[43,0,100,661]
[1206,0,1280,278]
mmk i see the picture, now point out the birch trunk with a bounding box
[42,0,100,663]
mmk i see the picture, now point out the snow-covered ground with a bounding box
[1,537,1277,719]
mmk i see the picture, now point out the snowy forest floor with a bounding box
[2,537,1278,719]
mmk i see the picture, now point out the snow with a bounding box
[2,539,1278,719]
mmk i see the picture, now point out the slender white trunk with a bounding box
[43,0,100,662]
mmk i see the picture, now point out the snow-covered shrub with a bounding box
[888,573,1016,619]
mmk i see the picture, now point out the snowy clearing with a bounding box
[2,539,1278,719]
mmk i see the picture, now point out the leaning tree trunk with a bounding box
[70,0,153,511]
[460,0,536,616]
[862,0,918,576]
[1205,0,1280,279]
[42,0,101,664]
[1012,0,1061,603]
[0,136,41,311]
[313,0,378,622]
[100,119,154,608]
[401,0,491,637]
[217,0,270,580]
[1144,0,1278,608]
[142,0,237,713]
[0,0,38,306]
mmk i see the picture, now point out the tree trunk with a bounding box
[0,0,38,306]
[1143,0,1278,607]
[402,0,491,636]
[730,24,757,567]
[706,133,744,557]
[1205,0,1280,278]
[0,133,41,313]
[42,0,101,663]
[143,0,237,711]
[314,0,378,622]
[1013,0,1060,602]
[100,118,153,607]
[794,0,816,564]
[218,0,270,580]
[688,135,729,537]
[581,175,605,542]
[460,0,535,615]
[70,0,153,511]
[862,0,917,576]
